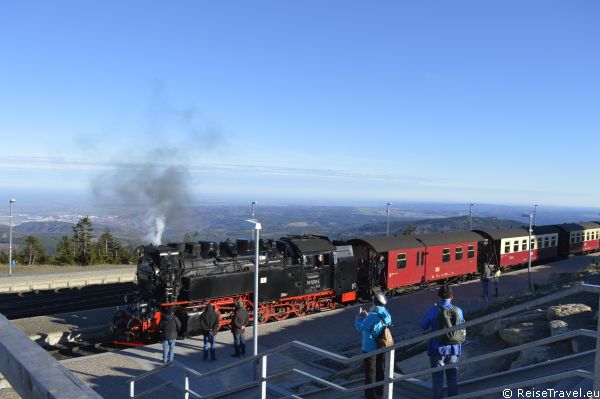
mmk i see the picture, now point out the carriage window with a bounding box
[570,233,575,244]
[396,253,407,269]
[468,245,475,258]
[537,237,542,248]
[576,233,581,242]
[416,252,420,265]
[504,242,510,254]
[530,238,535,250]
[551,236,556,247]
[587,232,591,241]
[442,248,450,262]
[544,237,550,248]
[521,239,527,251]
[455,247,463,261]
[513,240,519,252]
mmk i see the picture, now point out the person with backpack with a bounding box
[231,300,249,357]
[198,303,220,361]
[354,292,393,399]
[420,285,465,399]
[158,306,181,364]
[480,263,492,303]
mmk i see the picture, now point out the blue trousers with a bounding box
[233,331,246,355]
[203,334,216,360]
[429,354,458,399]
[481,279,490,300]
[162,339,176,363]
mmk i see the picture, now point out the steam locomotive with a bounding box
[113,221,600,344]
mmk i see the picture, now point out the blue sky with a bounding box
[1,1,599,207]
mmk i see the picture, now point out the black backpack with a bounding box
[435,305,466,345]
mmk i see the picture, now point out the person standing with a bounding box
[198,303,220,361]
[354,292,393,399]
[159,306,181,364]
[480,263,492,303]
[420,285,465,399]
[492,265,501,297]
[231,300,249,357]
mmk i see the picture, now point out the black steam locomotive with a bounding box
[113,235,357,344]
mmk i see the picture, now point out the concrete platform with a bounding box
[0,266,136,293]
[59,253,600,398]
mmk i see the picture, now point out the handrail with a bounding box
[127,282,600,399]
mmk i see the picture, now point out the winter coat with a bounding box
[198,304,220,336]
[354,306,392,352]
[231,303,249,334]
[420,299,465,356]
[159,313,181,341]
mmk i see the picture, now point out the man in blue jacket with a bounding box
[355,292,393,399]
[420,285,465,399]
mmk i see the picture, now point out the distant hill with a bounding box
[345,216,524,238]
[14,221,74,234]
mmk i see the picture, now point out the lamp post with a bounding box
[533,204,538,226]
[386,203,392,237]
[522,213,534,292]
[9,199,15,276]
[469,203,474,231]
[245,218,262,380]
[251,201,258,242]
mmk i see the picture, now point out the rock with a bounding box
[510,347,553,369]
[499,321,548,346]
[481,309,545,336]
[549,320,568,336]
[547,304,592,320]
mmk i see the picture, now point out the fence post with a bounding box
[129,380,135,398]
[383,349,395,399]
[594,295,600,391]
[184,371,189,399]
[260,354,268,399]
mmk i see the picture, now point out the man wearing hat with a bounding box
[420,285,465,399]
[355,292,393,399]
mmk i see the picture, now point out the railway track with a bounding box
[0,282,137,319]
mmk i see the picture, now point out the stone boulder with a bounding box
[549,320,568,336]
[481,309,545,336]
[510,346,553,369]
[499,321,548,346]
[546,304,592,320]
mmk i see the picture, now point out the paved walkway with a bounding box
[60,252,600,398]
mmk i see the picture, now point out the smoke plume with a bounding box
[91,81,223,244]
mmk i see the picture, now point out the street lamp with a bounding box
[533,204,538,226]
[469,203,474,231]
[245,218,262,381]
[250,201,258,245]
[9,199,15,276]
[386,203,392,237]
[522,213,534,292]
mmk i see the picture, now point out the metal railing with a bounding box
[128,283,600,398]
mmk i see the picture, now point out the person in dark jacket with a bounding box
[354,292,393,399]
[231,300,249,357]
[480,263,492,303]
[420,285,465,399]
[198,303,220,360]
[159,306,181,364]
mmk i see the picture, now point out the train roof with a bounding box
[475,228,529,240]
[532,225,562,235]
[287,236,337,253]
[349,236,424,252]
[415,231,484,246]
[554,222,600,232]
